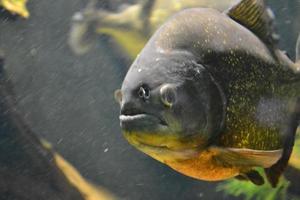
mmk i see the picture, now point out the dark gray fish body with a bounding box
[116,0,300,186]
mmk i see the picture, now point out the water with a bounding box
[0,0,299,199]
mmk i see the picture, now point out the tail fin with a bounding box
[68,0,101,55]
[140,0,155,34]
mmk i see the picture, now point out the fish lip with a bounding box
[119,113,168,131]
[133,139,200,160]
[120,114,167,124]
[134,139,169,149]
[135,141,186,153]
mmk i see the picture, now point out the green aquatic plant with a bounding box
[217,171,290,200]
[217,129,300,200]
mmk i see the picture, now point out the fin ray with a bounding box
[211,146,282,168]
[226,0,278,46]
[244,170,265,185]
[235,170,264,185]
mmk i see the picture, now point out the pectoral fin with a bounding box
[211,146,283,168]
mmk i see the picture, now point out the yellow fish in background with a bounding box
[0,0,29,18]
[68,0,239,58]
[42,140,116,200]
[0,57,115,200]
[289,128,300,170]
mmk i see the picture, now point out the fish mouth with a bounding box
[126,136,200,162]
[134,139,170,150]
[119,113,168,132]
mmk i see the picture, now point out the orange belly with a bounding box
[165,150,243,181]
[126,135,247,181]
[137,141,246,181]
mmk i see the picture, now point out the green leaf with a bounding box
[217,168,292,200]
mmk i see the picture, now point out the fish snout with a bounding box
[120,100,144,116]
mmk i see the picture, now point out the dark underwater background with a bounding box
[0,0,299,199]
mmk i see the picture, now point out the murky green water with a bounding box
[0,0,299,199]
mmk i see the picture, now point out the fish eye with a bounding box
[114,89,122,104]
[160,84,176,107]
[138,85,150,100]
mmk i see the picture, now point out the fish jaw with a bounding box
[123,131,254,181]
[122,129,209,158]
[124,135,244,181]
[125,134,200,163]
[119,113,168,133]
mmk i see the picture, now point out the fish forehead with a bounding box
[143,8,275,66]
[123,7,277,92]
[122,50,196,91]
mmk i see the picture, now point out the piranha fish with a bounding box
[115,0,300,187]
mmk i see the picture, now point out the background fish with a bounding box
[68,0,239,58]
[0,0,29,18]
[116,0,300,187]
[0,57,116,200]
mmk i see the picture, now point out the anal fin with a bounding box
[235,170,264,185]
[246,170,265,185]
[265,98,300,187]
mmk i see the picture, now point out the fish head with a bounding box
[115,51,225,162]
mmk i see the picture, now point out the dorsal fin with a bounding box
[226,0,279,46]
